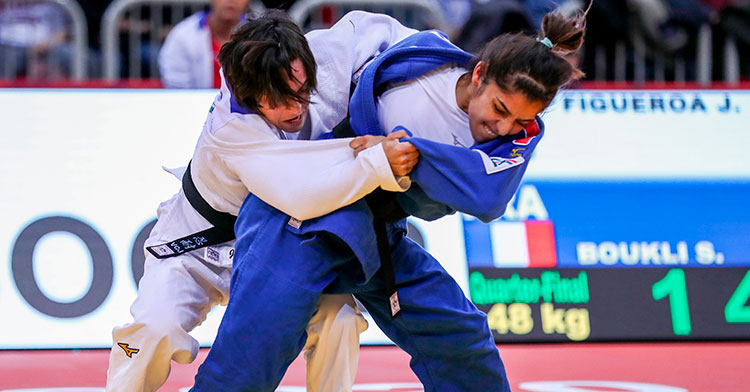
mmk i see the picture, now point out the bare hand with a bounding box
[382,130,419,177]
[350,134,386,157]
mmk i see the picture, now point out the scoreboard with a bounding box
[457,178,750,343]
[470,267,750,342]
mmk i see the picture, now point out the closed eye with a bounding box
[493,105,507,116]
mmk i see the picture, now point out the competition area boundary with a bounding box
[1,342,749,391]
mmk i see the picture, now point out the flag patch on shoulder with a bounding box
[475,150,525,175]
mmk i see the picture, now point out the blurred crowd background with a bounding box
[0,0,748,87]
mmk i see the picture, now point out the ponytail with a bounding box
[541,3,589,53]
[468,1,591,107]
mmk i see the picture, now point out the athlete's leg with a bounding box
[304,294,368,392]
[106,254,230,392]
[189,224,362,392]
[190,252,322,391]
[354,232,510,392]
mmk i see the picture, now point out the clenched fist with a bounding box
[350,130,419,177]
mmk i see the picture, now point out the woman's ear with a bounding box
[471,61,485,86]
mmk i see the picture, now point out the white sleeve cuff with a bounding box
[358,143,410,192]
[395,175,412,190]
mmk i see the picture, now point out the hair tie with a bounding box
[536,37,554,49]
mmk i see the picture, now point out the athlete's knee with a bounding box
[331,302,368,336]
[112,320,198,364]
[315,295,368,335]
[306,296,367,354]
[317,294,362,320]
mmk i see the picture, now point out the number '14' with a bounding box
[651,269,750,336]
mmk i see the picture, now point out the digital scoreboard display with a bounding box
[469,267,750,342]
[461,179,750,343]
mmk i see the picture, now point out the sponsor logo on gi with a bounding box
[205,247,221,263]
[117,342,140,358]
[475,150,525,175]
[491,157,518,167]
[150,245,173,257]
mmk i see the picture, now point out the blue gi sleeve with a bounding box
[400,118,545,223]
[396,183,458,221]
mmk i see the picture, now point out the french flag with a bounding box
[464,219,558,268]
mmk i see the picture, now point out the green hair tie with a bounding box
[536,37,553,48]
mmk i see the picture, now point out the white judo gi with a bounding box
[105,12,416,392]
[158,11,215,89]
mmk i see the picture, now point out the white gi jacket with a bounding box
[146,12,417,267]
[158,11,214,89]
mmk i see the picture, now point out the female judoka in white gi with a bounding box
[191,7,590,392]
[106,11,420,392]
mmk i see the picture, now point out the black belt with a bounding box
[146,161,237,259]
[334,115,406,318]
[147,118,406,318]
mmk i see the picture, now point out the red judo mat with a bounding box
[1,342,749,391]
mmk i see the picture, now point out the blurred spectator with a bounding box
[434,0,473,38]
[0,2,71,79]
[629,0,713,53]
[625,0,713,81]
[709,0,750,79]
[158,0,251,88]
[453,0,534,53]
[719,1,750,46]
[578,0,713,81]
[76,0,114,78]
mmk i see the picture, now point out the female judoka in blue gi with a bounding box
[191,6,590,392]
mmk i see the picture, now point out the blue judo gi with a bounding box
[191,31,545,392]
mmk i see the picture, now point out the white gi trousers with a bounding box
[105,192,368,392]
[106,253,367,392]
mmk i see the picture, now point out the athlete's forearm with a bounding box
[223,135,407,220]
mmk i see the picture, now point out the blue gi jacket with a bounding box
[237,30,545,283]
[349,29,546,223]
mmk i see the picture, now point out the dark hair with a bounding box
[467,3,591,107]
[217,9,316,112]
